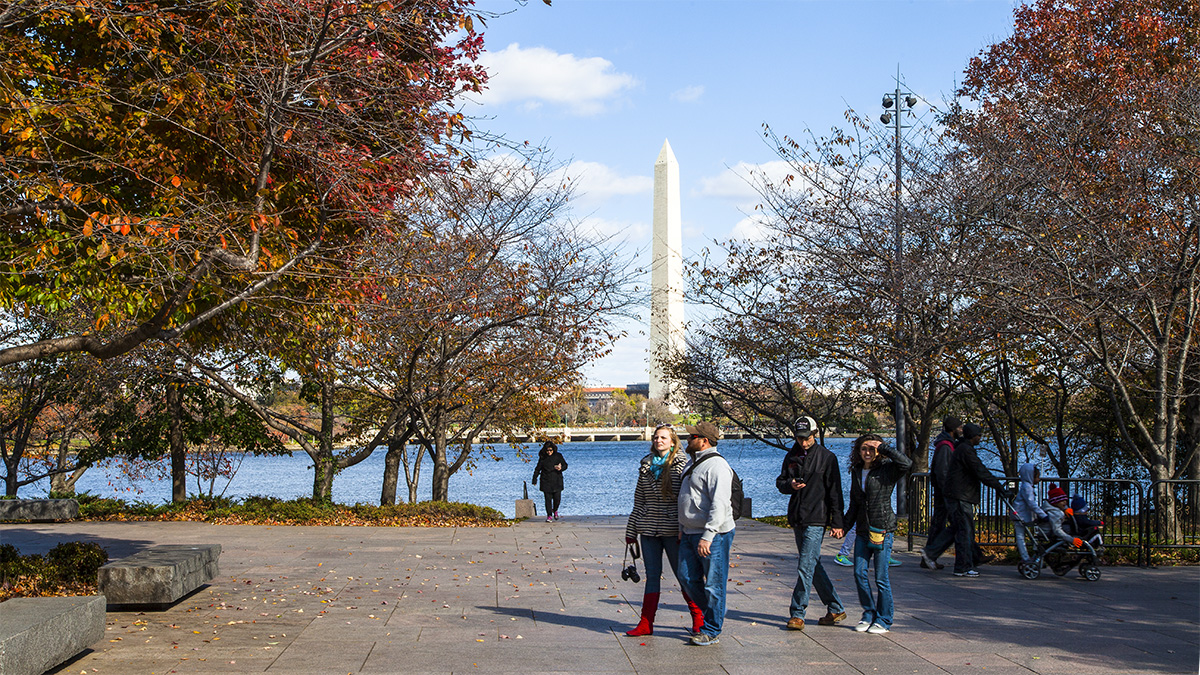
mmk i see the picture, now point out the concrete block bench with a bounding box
[0,499,78,522]
[98,544,220,609]
[0,595,106,675]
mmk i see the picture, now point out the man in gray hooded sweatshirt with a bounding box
[676,420,735,646]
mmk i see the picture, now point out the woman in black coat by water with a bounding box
[532,441,568,522]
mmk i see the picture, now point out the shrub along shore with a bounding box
[37,493,509,527]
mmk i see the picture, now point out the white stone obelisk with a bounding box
[650,140,685,404]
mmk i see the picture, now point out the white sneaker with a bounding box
[854,621,871,632]
[867,623,889,634]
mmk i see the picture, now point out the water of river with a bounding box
[24,438,864,518]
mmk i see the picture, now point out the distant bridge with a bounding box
[475,426,755,444]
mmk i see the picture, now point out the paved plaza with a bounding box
[3,516,1196,674]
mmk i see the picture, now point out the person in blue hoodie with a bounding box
[1012,462,1049,563]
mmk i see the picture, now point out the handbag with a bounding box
[865,526,886,551]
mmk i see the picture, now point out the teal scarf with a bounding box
[649,453,668,480]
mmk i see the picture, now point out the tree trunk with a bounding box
[401,439,428,505]
[381,437,402,505]
[50,438,70,494]
[3,422,30,496]
[431,424,449,502]
[167,382,187,503]
[3,452,16,497]
[312,452,335,502]
[1150,459,1179,542]
[311,374,337,502]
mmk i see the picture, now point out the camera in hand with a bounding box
[620,564,640,583]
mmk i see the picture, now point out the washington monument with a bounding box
[650,140,684,403]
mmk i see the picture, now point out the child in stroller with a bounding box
[1011,484,1103,581]
[1054,495,1105,575]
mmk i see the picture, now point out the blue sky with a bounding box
[467,0,1022,388]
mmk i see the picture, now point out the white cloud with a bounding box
[695,160,795,202]
[729,214,773,242]
[476,43,638,116]
[692,161,799,242]
[670,85,704,103]
[557,161,651,204]
[576,214,649,244]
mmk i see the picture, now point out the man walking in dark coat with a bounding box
[922,423,1007,577]
[775,416,846,630]
[919,416,961,570]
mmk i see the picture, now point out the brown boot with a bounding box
[625,591,659,636]
[681,589,705,635]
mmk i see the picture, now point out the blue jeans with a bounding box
[1013,520,1031,562]
[639,534,681,594]
[853,531,894,628]
[677,530,734,637]
[790,525,844,619]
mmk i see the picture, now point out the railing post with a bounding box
[1143,482,1152,568]
[906,474,915,552]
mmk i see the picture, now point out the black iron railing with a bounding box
[906,474,1198,566]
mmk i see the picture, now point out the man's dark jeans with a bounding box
[924,499,977,573]
[926,491,949,545]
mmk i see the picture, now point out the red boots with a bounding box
[625,591,704,636]
[682,590,705,635]
[625,592,659,636]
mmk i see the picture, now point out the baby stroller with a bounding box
[1003,497,1104,581]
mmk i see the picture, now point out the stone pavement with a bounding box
[3,516,1196,674]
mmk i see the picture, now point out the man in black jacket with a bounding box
[919,416,962,570]
[775,416,846,630]
[923,423,1007,577]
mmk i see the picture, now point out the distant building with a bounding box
[624,383,649,398]
[582,387,622,413]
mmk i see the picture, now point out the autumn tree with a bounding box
[347,154,636,503]
[90,375,286,497]
[670,114,992,465]
[0,0,485,366]
[0,303,156,495]
[189,309,402,502]
[953,0,1200,535]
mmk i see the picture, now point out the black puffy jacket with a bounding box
[844,443,912,533]
[532,451,568,493]
[776,442,844,530]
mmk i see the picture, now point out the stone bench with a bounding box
[98,544,220,609]
[0,595,106,675]
[0,499,78,522]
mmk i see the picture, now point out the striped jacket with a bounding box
[625,452,687,539]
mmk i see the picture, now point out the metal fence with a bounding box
[904,473,1197,567]
[1145,480,1200,562]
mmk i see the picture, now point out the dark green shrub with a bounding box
[47,542,108,583]
[0,543,20,564]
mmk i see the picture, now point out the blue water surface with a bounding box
[26,438,862,518]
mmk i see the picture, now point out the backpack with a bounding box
[682,452,745,519]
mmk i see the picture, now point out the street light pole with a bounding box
[880,72,916,514]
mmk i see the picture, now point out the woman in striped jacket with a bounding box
[623,424,704,636]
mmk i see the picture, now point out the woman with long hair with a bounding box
[623,424,704,636]
[843,433,912,634]
[532,440,568,522]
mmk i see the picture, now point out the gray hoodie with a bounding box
[677,448,735,542]
[1039,500,1076,544]
[1014,463,1048,523]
